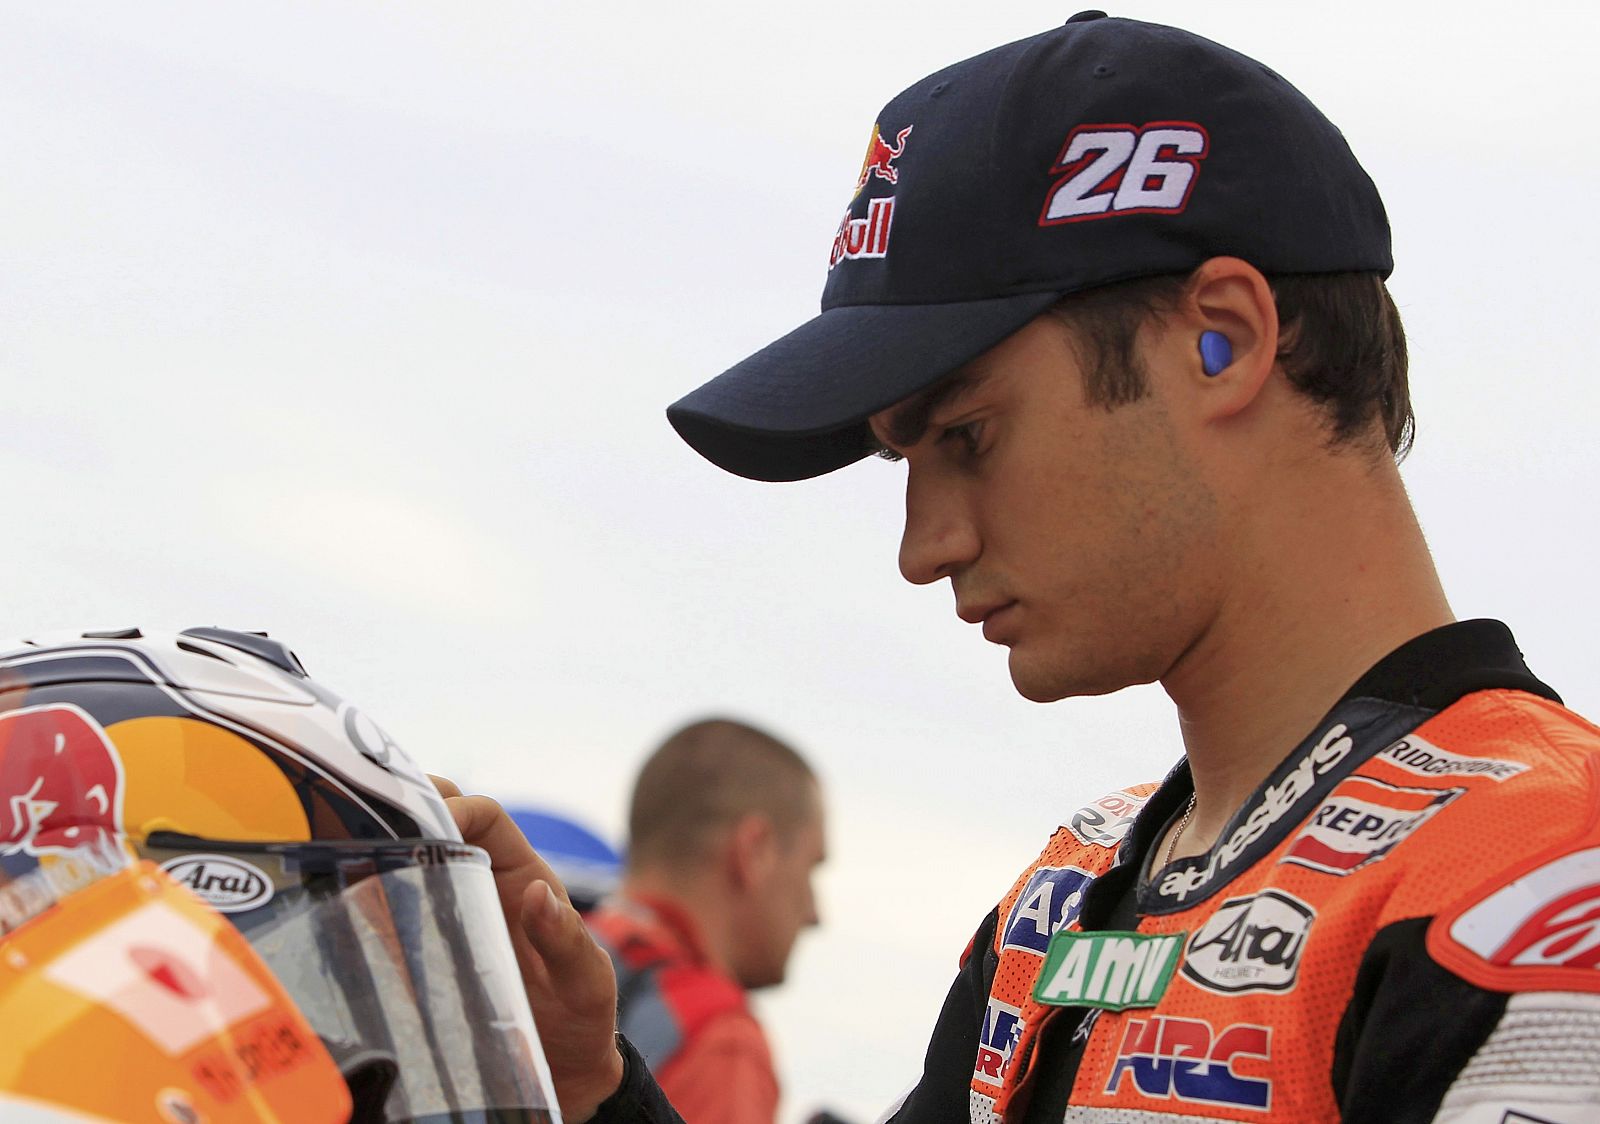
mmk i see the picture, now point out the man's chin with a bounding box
[1008,656,1070,703]
[740,968,785,991]
[1008,653,1122,703]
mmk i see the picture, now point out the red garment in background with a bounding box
[586,893,779,1124]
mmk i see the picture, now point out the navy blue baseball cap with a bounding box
[667,12,1393,482]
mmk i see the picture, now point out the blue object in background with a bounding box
[505,806,623,912]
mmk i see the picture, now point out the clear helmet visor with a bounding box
[141,835,562,1124]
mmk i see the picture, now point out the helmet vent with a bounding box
[175,640,232,664]
[179,628,308,678]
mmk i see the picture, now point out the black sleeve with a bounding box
[588,1033,686,1124]
[885,908,1000,1124]
[1331,917,1508,1123]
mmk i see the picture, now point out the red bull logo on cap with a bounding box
[831,123,912,270]
[853,124,912,198]
[0,704,126,856]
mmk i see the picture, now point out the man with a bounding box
[585,718,825,1123]
[440,13,1600,1123]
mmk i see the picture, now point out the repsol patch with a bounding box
[1281,777,1463,876]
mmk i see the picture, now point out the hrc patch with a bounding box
[1033,930,1185,1011]
[1106,1015,1273,1111]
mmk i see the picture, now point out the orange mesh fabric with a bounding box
[971,690,1600,1122]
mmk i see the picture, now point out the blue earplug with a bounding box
[1199,331,1232,377]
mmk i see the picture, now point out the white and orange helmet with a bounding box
[0,628,561,1124]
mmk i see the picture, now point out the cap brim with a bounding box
[667,291,1062,481]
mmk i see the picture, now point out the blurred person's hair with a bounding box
[627,718,816,871]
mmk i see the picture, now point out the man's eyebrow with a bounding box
[873,369,994,452]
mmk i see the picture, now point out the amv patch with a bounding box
[1033,930,1185,1011]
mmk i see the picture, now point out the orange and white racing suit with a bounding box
[884,619,1600,1123]
[596,620,1600,1123]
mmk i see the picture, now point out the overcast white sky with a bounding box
[3,3,1597,1120]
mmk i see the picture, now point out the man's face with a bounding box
[869,314,1221,703]
[735,784,825,990]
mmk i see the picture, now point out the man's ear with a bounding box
[1166,256,1280,423]
[727,812,777,891]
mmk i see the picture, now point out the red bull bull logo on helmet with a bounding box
[830,123,912,270]
[0,704,126,856]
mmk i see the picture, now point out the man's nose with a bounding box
[897,469,979,585]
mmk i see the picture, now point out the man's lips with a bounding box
[957,599,1019,641]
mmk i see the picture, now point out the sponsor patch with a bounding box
[1431,844,1600,993]
[1147,702,1431,910]
[1000,866,1094,956]
[1034,930,1183,1010]
[1065,790,1150,849]
[854,123,912,196]
[161,855,275,914]
[1105,1015,1271,1111]
[1282,776,1463,876]
[1182,889,1312,994]
[1379,734,1529,783]
[830,122,911,268]
[972,997,1022,1086]
[829,199,895,267]
[1153,720,1357,907]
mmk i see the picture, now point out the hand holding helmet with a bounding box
[431,776,627,1121]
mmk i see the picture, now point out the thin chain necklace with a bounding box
[1161,793,1197,868]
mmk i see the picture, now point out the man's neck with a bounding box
[620,871,736,975]
[1159,459,1453,857]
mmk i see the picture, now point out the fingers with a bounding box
[517,879,625,1118]
[520,880,609,994]
[423,781,622,1115]
[444,793,574,908]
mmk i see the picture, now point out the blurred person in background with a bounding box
[584,718,826,1124]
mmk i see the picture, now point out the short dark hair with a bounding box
[626,718,816,871]
[1048,270,1413,458]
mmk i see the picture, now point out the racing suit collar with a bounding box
[1341,618,1559,710]
[1128,618,1555,912]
